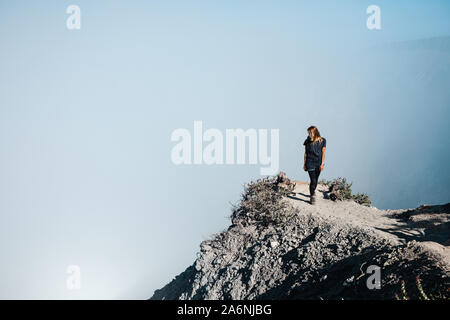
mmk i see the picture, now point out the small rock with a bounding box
[270,241,279,248]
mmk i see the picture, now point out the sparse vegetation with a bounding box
[320,177,371,206]
[351,193,372,207]
[231,175,372,227]
[230,176,298,226]
[394,276,448,300]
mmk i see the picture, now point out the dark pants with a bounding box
[307,168,321,196]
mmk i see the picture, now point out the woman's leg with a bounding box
[308,169,318,196]
[315,167,322,194]
[315,167,321,184]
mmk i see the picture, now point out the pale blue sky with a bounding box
[0,0,449,299]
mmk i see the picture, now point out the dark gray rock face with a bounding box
[151,213,449,300]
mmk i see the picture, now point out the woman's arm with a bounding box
[320,147,326,171]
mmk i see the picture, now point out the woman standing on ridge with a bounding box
[303,126,326,205]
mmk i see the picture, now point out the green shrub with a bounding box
[352,193,372,207]
[320,177,371,206]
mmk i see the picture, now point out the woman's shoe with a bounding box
[310,195,316,205]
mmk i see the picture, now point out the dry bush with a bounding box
[230,176,298,226]
[395,276,449,300]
